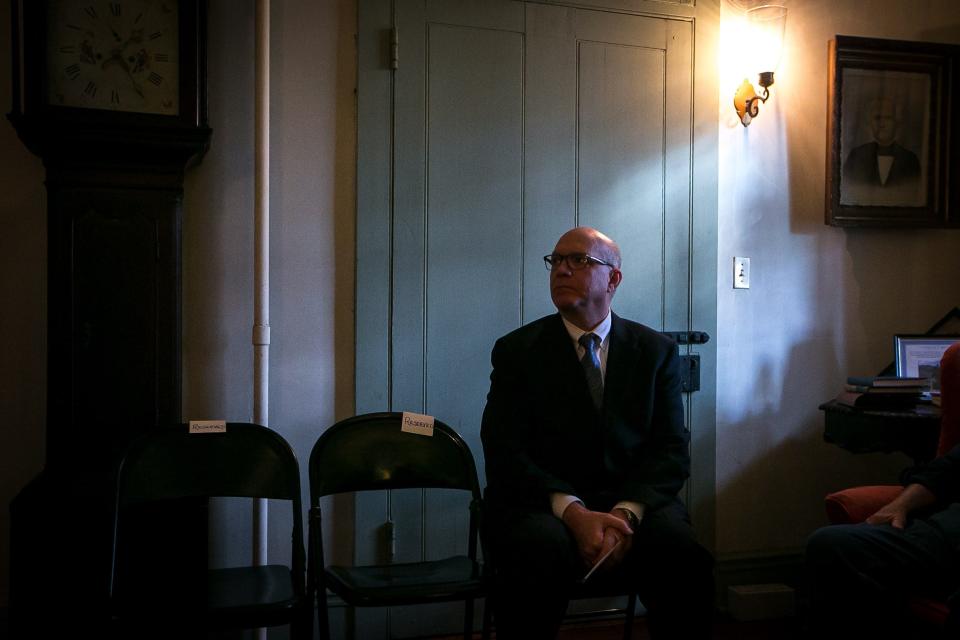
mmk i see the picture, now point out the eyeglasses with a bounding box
[543,253,616,271]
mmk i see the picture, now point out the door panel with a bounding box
[356,1,715,636]
[423,21,524,468]
[578,39,669,328]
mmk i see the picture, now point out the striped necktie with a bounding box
[579,332,603,409]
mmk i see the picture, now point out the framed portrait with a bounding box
[825,36,960,227]
[894,335,960,392]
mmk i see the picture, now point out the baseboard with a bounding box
[715,548,806,612]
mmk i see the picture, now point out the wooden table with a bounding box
[819,399,941,464]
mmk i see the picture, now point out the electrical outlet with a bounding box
[733,257,750,289]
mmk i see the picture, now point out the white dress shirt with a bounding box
[551,312,645,526]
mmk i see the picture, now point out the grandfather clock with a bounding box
[8,0,211,632]
[9,0,210,466]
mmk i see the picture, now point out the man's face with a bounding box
[870,99,898,147]
[549,230,618,321]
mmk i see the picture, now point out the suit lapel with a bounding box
[539,314,596,415]
[603,313,636,419]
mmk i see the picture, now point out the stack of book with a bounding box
[835,376,929,409]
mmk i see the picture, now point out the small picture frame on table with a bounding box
[894,335,960,392]
[825,35,960,227]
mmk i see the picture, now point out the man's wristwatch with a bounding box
[615,507,640,529]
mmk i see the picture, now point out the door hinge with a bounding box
[390,27,399,70]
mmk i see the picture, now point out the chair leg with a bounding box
[621,592,637,640]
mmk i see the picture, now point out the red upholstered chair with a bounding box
[823,341,960,627]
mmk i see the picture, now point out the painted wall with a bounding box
[2,0,960,610]
[181,0,357,572]
[715,0,960,558]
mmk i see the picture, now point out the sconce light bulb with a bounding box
[733,5,786,127]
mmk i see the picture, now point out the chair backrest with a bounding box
[111,423,305,600]
[308,412,481,501]
[937,342,960,456]
[117,423,302,505]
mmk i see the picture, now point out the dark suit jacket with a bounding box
[904,442,960,502]
[842,141,921,187]
[480,312,689,515]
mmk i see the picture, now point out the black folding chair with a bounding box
[110,422,311,638]
[307,412,486,640]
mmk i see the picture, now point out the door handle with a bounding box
[661,331,710,345]
[661,331,709,392]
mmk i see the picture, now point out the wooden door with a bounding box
[356,1,717,636]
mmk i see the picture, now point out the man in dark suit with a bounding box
[842,96,921,189]
[480,227,714,639]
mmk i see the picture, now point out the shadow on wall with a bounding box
[716,337,910,554]
[844,229,960,368]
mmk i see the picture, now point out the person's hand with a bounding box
[602,509,635,565]
[562,502,633,567]
[865,483,937,529]
[865,502,910,529]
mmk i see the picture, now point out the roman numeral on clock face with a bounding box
[46,1,182,115]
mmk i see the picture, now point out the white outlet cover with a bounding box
[733,257,750,289]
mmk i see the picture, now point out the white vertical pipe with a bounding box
[253,0,270,582]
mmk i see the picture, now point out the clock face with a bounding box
[45,1,180,115]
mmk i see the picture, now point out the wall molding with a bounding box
[715,548,807,611]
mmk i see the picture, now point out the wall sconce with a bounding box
[733,5,787,127]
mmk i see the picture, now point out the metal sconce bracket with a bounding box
[735,71,776,127]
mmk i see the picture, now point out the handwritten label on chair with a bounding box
[401,412,434,437]
[189,420,227,434]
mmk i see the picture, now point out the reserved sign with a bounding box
[189,420,227,434]
[400,412,434,436]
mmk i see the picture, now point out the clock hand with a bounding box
[101,53,129,73]
[79,39,97,65]
[128,49,149,75]
[100,54,145,99]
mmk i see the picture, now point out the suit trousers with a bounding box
[805,512,960,639]
[484,500,714,639]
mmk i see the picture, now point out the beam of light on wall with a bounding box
[720,8,751,129]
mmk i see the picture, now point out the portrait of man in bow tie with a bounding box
[838,71,930,209]
[842,96,921,191]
